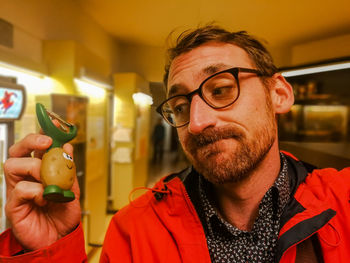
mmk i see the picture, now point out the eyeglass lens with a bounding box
[161,71,239,127]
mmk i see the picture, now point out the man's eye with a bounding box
[173,103,189,115]
[212,86,233,97]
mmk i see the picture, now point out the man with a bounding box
[1,25,349,262]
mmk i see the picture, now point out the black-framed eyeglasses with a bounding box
[156,67,264,128]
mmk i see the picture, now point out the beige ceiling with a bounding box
[77,0,350,48]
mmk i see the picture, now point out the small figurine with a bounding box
[36,103,77,202]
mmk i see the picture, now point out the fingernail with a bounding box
[38,136,51,145]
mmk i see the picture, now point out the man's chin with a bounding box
[186,143,257,185]
[193,139,237,158]
[190,153,235,182]
[200,151,228,164]
[193,161,239,185]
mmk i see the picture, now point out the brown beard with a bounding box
[182,96,276,185]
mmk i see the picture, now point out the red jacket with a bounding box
[1,154,350,262]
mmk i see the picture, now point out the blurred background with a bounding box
[0,0,349,260]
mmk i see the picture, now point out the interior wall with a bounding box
[290,34,350,66]
[117,42,289,83]
[270,45,293,68]
[117,32,350,80]
[117,33,348,82]
[0,0,121,73]
[119,42,166,82]
[0,20,43,64]
[1,0,349,82]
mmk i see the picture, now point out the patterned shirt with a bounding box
[197,153,290,263]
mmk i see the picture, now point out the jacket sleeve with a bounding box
[0,223,87,262]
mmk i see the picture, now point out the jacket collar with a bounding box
[276,154,336,262]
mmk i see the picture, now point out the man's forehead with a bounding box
[167,63,231,97]
[171,42,249,64]
[167,43,252,87]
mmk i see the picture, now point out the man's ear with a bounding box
[269,73,294,114]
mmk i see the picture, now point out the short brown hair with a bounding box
[163,25,277,88]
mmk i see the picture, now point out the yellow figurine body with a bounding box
[41,148,76,191]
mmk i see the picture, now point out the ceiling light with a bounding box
[132,92,153,106]
[0,62,53,94]
[281,62,350,77]
[74,78,106,98]
[79,76,112,90]
[0,62,45,78]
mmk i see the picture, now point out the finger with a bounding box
[70,175,81,200]
[4,157,42,195]
[62,143,74,158]
[6,181,47,222]
[33,148,47,159]
[9,134,52,158]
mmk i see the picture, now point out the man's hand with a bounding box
[4,133,81,251]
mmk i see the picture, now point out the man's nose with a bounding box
[188,94,217,135]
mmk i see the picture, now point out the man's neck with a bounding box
[212,141,281,231]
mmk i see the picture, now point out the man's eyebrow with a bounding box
[202,63,230,75]
[167,63,231,97]
[167,84,187,97]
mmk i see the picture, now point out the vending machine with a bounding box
[0,76,26,232]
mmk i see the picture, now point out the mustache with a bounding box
[185,126,245,149]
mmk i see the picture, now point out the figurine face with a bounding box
[40,147,76,190]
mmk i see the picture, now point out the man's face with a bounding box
[167,42,277,184]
